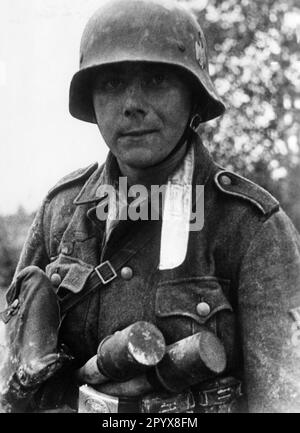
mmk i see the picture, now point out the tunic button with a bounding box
[9,299,20,316]
[11,299,19,309]
[220,174,232,186]
[51,273,62,287]
[196,302,211,317]
[121,267,133,280]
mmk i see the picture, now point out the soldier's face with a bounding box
[92,62,192,169]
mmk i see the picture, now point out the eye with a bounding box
[96,76,124,91]
[152,73,165,85]
[104,77,124,90]
[143,72,166,87]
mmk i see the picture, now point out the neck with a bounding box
[117,140,189,188]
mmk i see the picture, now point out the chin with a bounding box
[121,151,165,169]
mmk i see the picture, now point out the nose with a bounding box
[123,81,147,118]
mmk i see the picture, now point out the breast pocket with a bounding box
[46,254,94,297]
[155,276,234,349]
[46,254,98,364]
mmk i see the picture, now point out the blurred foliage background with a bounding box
[0,0,299,296]
[192,0,300,225]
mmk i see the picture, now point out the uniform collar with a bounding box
[73,153,119,205]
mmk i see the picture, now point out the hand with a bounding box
[93,374,153,397]
[76,355,107,385]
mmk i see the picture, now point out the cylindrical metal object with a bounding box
[156,330,227,393]
[96,321,166,382]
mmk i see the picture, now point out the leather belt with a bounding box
[195,376,243,413]
[78,377,243,413]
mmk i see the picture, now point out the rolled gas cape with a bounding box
[76,321,166,385]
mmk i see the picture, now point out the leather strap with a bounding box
[59,221,158,317]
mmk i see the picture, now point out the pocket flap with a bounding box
[156,277,232,325]
[46,254,94,294]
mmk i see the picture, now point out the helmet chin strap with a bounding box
[161,108,201,166]
[179,108,202,146]
[177,99,203,146]
[189,113,202,132]
[189,98,203,133]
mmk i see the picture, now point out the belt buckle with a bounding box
[79,385,119,413]
[198,380,242,407]
[95,261,117,285]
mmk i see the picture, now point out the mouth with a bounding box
[120,129,157,138]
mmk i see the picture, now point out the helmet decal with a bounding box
[195,31,207,70]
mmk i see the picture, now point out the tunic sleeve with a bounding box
[6,199,50,304]
[238,208,300,412]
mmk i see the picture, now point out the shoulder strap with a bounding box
[214,169,279,216]
[59,221,158,317]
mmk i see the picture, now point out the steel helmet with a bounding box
[69,0,226,124]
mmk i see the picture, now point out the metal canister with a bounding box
[96,321,166,381]
[155,329,227,393]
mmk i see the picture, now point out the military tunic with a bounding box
[6,134,300,412]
